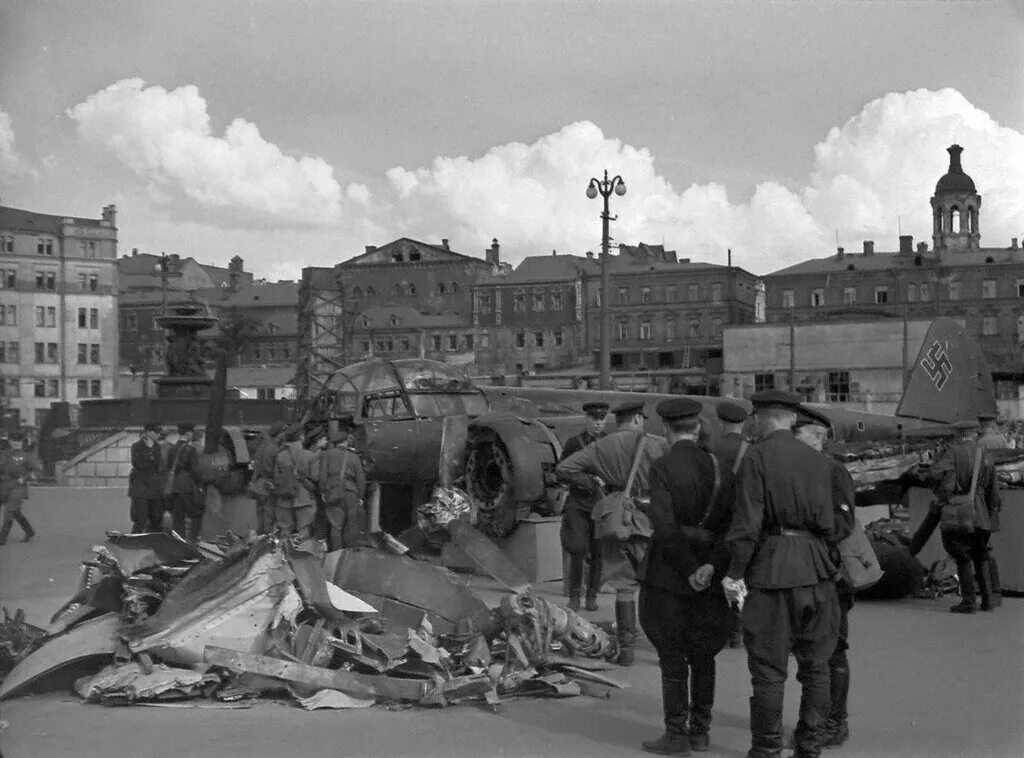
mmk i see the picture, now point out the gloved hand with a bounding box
[721,577,747,609]
[688,563,714,592]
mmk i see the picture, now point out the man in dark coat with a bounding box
[641,398,734,756]
[559,401,609,612]
[167,423,201,540]
[0,431,41,545]
[722,390,843,758]
[792,406,856,750]
[128,421,164,533]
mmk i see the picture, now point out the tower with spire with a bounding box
[930,144,982,253]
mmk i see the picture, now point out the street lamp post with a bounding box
[586,170,627,390]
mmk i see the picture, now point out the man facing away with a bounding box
[556,400,669,666]
[559,400,609,612]
[641,398,735,756]
[722,390,842,758]
[0,431,41,545]
[317,420,367,550]
[167,423,202,540]
[251,421,285,535]
[274,423,318,544]
[128,421,164,533]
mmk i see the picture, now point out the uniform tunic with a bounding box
[250,434,280,533]
[711,431,747,473]
[317,444,367,548]
[128,438,164,532]
[0,448,40,542]
[275,441,318,537]
[166,440,201,536]
[558,429,603,556]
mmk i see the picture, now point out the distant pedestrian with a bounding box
[274,423,318,543]
[251,421,285,534]
[0,431,41,545]
[167,423,202,541]
[317,420,367,550]
[128,421,164,532]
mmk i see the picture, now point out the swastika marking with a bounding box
[920,340,952,391]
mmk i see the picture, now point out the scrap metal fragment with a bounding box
[74,661,220,704]
[446,520,531,593]
[293,688,375,710]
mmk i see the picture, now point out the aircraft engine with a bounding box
[195,427,252,497]
[463,413,564,539]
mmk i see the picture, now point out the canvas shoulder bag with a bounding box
[939,446,983,534]
[591,435,653,542]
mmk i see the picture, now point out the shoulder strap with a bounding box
[732,440,749,476]
[624,434,647,498]
[170,443,186,473]
[967,446,983,500]
[697,453,722,529]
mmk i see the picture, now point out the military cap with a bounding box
[268,420,286,436]
[143,421,161,432]
[977,412,998,422]
[177,422,195,433]
[582,401,610,417]
[611,400,646,417]
[793,404,832,429]
[283,422,304,441]
[656,398,702,421]
[954,419,979,431]
[715,402,748,424]
[750,390,801,411]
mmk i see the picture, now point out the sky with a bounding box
[1,0,1023,280]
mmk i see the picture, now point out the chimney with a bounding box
[486,238,500,266]
[132,248,139,257]
[441,238,449,250]
[836,246,845,258]
[552,249,557,256]
[101,204,117,227]
[1012,238,1019,250]
[586,250,594,259]
[917,242,928,253]
[899,235,913,254]
[365,245,376,254]
[863,240,874,255]
[228,255,244,291]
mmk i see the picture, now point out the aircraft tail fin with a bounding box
[896,317,997,423]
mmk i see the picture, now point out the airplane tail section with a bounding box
[896,317,997,423]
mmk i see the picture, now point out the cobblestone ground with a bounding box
[1,488,1022,758]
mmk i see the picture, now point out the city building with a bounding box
[0,204,119,426]
[472,252,596,374]
[197,280,300,369]
[581,243,759,392]
[763,144,1024,406]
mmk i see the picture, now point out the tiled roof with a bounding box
[0,205,103,235]
[196,282,299,308]
[767,246,1024,277]
[478,254,597,285]
[339,237,490,267]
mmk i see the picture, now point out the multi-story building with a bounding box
[196,280,300,368]
[472,253,596,373]
[763,144,1024,401]
[0,204,119,426]
[580,243,759,390]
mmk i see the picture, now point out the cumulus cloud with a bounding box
[67,79,348,225]
[0,109,32,182]
[379,88,1024,272]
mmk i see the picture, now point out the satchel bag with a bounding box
[677,454,723,547]
[939,447,982,534]
[591,436,652,542]
[839,516,884,590]
[162,445,186,498]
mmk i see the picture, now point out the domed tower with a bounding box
[930,144,981,253]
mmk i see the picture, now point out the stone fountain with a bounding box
[154,305,218,399]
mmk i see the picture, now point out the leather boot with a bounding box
[567,556,584,612]
[642,675,691,755]
[949,561,976,613]
[688,657,715,751]
[977,560,994,611]
[615,597,638,667]
[988,557,1003,607]
[822,664,850,748]
[585,557,602,611]
[748,695,783,758]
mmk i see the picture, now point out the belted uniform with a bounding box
[0,448,40,544]
[275,440,318,540]
[128,438,164,532]
[559,428,605,607]
[250,433,280,534]
[317,442,367,549]
[166,439,202,539]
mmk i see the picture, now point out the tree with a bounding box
[217,305,263,367]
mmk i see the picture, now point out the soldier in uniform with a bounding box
[721,390,843,758]
[976,412,1008,450]
[559,401,609,612]
[974,412,1005,607]
[251,421,285,535]
[317,419,367,550]
[0,431,41,545]
[711,401,750,649]
[556,400,669,666]
[792,406,856,750]
[128,421,164,533]
[274,423,318,543]
[167,423,202,540]
[641,399,734,756]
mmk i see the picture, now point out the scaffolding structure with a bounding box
[295,267,349,404]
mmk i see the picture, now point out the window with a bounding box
[451,282,460,294]
[37,238,54,256]
[408,283,416,295]
[89,273,98,291]
[712,317,723,336]
[843,287,857,305]
[359,338,370,353]
[550,291,563,311]
[948,281,961,300]
[390,315,401,327]
[478,294,492,313]
[464,334,474,351]
[919,283,930,302]
[0,341,18,363]
[688,284,699,301]
[639,321,652,341]
[552,329,563,348]
[124,312,137,331]
[437,283,447,296]
[87,241,97,258]
[76,380,88,398]
[281,343,292,359]
[666,320,676,340]
[782,290,794,308]
[36,270,56,291]
[618,287,628,304]
[641,286,651,304]
[352,287,363,299]
[982,279,996,299]
[1,378,20,398]
[616,322,628,342]
[399,336,410,352]
[1,236,13,253]
[431,335,442,351]
[77,343,87,364]
[393,284,404,297]
[1017,280,1024,298]
[827,371,851,402]
[689,320,699,338]
[36,306,45,327]
[0,269,15,288]
[479,332,490,349]
[253,343,262,360]
[754,373,775,393]
[266,343,276,360]
[666,285,677,303]
[365,286,376,297]
[78,308,88,328]
[0,305,16,326]
[447,334,458,351]
[810,288,825,307]
[874,286,888,305]
[514,330,526,348]
[906,284,916,303]
[90,308,99,329]
[360,316,370,328]
[711,283,723,303]
[532,293,545,311]
[513,293,525,312]
[982,316,998,336]
[256,388,276,401]
[533,331,544,348]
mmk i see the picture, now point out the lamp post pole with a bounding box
[586,170,627,391]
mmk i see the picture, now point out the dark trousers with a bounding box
[827,590,854,729]
[744,581,840,758]
[324,495,364,550]
[941,529,991,607]
[561,501,602,597]
[0,503,34,543]
[254,492,277,534]
[130,496,164,533]
[168,491,203,537]
[640,585,732,737]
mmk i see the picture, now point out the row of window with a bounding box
[0,270,102,292]
[609,318,724,342]
[0,377,102,399]
[251,342,293,361]
[360,332,481,355]
[477,290,566,314]
[347,281,463,299]
[753,371,852,402]
[0,305,102,329]
[595,282,727,308]
[0,237,103,258]
[0,341,101,364]
[511,329,565,350]
[784,279,1024,308]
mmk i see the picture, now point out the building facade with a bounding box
[0,204,119,426]
[764,144,1024,400]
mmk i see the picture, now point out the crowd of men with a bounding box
[127,418,367,550]
[554,391,1005,758]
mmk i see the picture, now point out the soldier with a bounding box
[128,421,164,533]
[274,423,318,543]
[721,390,842,758]
[641,399,734,756]
[711,401,750,649]
[0,431,40,545]
[976,412,1008,450]
[251,421,285,534]
[974,413,1005,608]
[167,423,202,540]
[317,420,367,550]
[556,399,669,666]
[559,400,609,612]
[791,406,856,750]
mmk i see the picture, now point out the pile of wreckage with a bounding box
[0,514,624,711]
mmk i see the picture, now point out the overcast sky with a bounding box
[1,0,1022,279]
